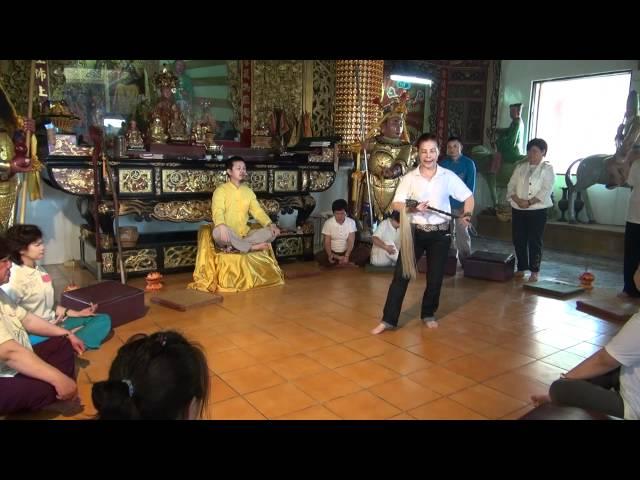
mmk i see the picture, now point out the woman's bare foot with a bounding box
[371,322,391,335]
[528,272,539,282]
[426,320,438,329]
[514,271,526,279]
[530,394,551,407]
[250,242,270,251]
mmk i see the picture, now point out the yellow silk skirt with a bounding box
[188,224,285,293]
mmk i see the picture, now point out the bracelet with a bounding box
[462,212,472,218]
[63,307,69,317]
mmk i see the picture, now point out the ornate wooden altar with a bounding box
[41,147,337,280]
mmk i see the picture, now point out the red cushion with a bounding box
[60,281,146,328]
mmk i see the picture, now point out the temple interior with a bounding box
[0,59,638,421]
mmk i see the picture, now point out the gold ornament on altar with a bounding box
[149,114,168,144]
[153,66,178,91]
[125,120,145,150]
[168,104,189,143]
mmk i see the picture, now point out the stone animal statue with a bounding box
[564,90,640,223]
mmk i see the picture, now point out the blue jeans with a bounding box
[28,313,112,349]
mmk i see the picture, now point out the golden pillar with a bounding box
[334,60,384,219]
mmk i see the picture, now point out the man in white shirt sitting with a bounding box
[316,199,370,267]
[530,265,640,420]
[370,210,400,267]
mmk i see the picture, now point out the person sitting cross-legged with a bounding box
[211,156,280,253]
[370,210,400,267]
[188,155,284,293]
[316,199,370,268]
[530,265,640,419]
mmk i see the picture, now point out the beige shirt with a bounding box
[506,160,555,210]
[1,264,56,323]
[0,290,31,378]
[393,166,472,225]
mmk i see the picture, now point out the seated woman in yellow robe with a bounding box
[188,156,284,293]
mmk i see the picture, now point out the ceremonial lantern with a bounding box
[334,60,384,155]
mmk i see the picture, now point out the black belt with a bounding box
[414,223,450,233]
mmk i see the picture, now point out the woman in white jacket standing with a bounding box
[506,138,555,282]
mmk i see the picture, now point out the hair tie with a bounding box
[121,378,134,397]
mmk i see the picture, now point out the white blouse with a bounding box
[1,263,57,323]
[506,160,555,210]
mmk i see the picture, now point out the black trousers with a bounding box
[623,221,640,297]
[512,208,547,273]
[382,228,451,327]
[549,368,624,418]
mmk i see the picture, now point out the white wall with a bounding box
[24,182,84,265]
[490,60,638,225]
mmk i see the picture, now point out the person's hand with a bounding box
[53,375,78,401]
[338,255,349,265]
[73,303,97,317]
[416,201,430,213]
[270,224,280,237]
[460,216,472,227]
[68,333,86,355]
[217,224,230,244]
[23,119,36,133]
[386,245,397,255]
[328,253,337,264]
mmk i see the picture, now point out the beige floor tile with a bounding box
[209,396,266,420]
[324,390,401,420]
[305,344,366,369]
[244,383,316,419]
[449,384,527,419]
[267,354,327,380]
[293,370,362,402]
[335,359,400,388]
[408,366,476,395]
[408,397,487,420]
[368,377,441,411]
[220,365,286,395]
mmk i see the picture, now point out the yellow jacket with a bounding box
[211,181,272,237]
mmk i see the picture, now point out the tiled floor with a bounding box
[9,238,638,421]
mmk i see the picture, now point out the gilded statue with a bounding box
[149,114,168,144]
[125,119,145,150]
[149,65,178,139]
[0,81,36,232]
[168,104,189,143]
[352,92,417,223]
[190,123,205,145]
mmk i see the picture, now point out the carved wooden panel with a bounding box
[251,61,304,136]
[312,60,335,136]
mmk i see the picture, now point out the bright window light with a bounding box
[529,71,631,174]
[390,74,432,86]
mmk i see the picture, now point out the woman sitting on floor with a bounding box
[0,235,85,416]
[92,331,210,420]
[2,224,111,350]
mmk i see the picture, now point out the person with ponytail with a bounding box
[92,331,210,420]
[372,133,474,334]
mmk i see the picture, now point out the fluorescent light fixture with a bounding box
[390,74,432,86]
